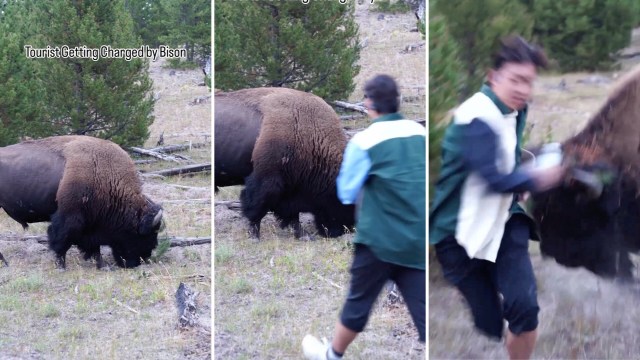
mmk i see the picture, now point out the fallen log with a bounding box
[340,114,366,121]
[176,282,199,327]
[129,147,186,163]
[214,200,242,210]
[162,198,211,204]
[1,235,211,247]
[144,163,211,177]
[134,159,159,165]
[333,101,367,114]
[148,143,208,154]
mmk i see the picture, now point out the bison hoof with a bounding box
[55,256,66,270]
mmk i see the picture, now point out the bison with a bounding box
[529,65,640,280]
[215,87,355,239]
[0,135,163,269]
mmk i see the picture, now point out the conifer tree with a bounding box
[159,0,210,63]
[431,0,532,97]
[215,0,361,101]
[0,0,155,147]
[533,0,635,71]
[429,6,465,197]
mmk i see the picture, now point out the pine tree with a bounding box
[0,0,155,147]
[431,0,533,97]
[428,6,465,198]
[0,2,49,145]
[533,0,635,72]
[125,0,167,48]
[214,0,361,101]
[159,0,210,64]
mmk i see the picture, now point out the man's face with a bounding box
[363,96,379,119]
[489,62,537,111]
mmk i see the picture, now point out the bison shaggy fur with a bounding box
[530,65,640,280]
[0,135,163,268]
[215,87,355,238]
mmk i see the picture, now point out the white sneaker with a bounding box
[302,334,331,360]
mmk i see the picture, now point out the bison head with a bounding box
[312,199,356,238]
[111,200,164,268]
[530,162,631,278]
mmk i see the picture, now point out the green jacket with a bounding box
[337,113,426,270]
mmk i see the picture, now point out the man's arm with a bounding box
[461,118,537,193]
[337,141,371,204]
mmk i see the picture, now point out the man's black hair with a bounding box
[492,35,548,70]
[364,74,400,114]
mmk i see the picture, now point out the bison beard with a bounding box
[0,135,163,269]
[529,65,640,280]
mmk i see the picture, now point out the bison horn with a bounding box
[153,209,163,227]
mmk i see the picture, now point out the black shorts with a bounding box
[339,243,425,342]
[434,214,539,339]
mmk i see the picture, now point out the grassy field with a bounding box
[429,28,640,360]
[214,2,425,359]
[0,58,211,360]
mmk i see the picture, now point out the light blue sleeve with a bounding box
[337,140,371,204]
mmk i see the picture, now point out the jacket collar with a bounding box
[480,84,523,115]
[373,112,404,123]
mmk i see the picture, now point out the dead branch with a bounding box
[2,235,211,247]
[176,282,199,327]
[112,298,140,314]
[129,147,186,163]
[148,143,208,154]
[162,198,211,204]
[312,271,343,290]
[333,101,367,114]
[340,114,366,121]
[165,184,210,190]
[214,200,242,211]
[135,159,159,165]
[143,163,211,177]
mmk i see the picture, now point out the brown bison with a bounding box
[530,65,640,280]
[0,135,163,268]
[215,87,355,239]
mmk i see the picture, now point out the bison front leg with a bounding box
[241,175,282,240]
[47,211,84,270]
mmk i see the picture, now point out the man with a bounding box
[302,74,426,359]
[429,35,565,360]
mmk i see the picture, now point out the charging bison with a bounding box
[0,135,163,269]
[529,65,640,280]
[215,87,355,239]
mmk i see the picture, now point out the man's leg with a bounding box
[435,236,504,339]
[334,244,391,353]
[391,266,425,342]
[303,243,390,359]
[495,215,540,360]
[506,329,537,360]
[331,323,358,354]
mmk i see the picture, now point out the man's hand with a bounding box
[529,165,566,192]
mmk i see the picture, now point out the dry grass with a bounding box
[0,58,211,359]
[213,2,425,359]
[429,28,640,360]
[347,1,425,123]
